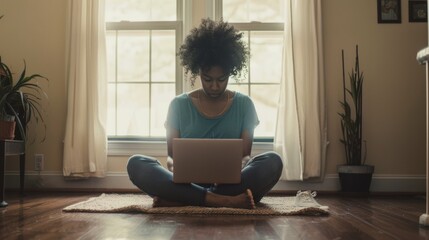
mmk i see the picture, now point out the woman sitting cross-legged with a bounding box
[127,18,283,209]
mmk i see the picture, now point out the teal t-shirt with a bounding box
[165,92,259,138]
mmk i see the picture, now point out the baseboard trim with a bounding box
[4,171,426,192]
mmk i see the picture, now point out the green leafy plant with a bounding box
[339,45,366,165]
[0,57,48,142]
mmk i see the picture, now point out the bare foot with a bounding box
[205,189,255,209]
[152,197,187,208]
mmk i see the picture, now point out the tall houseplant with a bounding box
[338,45,374,192]
[0,57,48,141]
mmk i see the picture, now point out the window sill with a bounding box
[108,140,274,157]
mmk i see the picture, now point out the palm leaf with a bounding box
[0,58,48,142]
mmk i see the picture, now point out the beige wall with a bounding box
[1,0,68,172]
[1,0,427,178]
[324,0,427,175]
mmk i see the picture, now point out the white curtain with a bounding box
[63,0,107,178]
[274,0,327,181]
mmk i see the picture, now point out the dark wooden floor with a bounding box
[1,192,429,240]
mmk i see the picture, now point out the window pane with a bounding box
[150,84,176,137]
[228,84,249,95]
[231,31,249,84]
[152,31,176,83]
[117,31,150,83]
[116,83,150,136]
[107,83,117,135]
[223,0,284,22]
[105,0,177,21]
[249,31,283,84]
[251,85,279,137]
[106,31,117,84]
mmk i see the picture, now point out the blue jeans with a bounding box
[127,151,283,206]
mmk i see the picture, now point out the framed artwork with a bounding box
[377,0,401,23]
[409,1,427,22]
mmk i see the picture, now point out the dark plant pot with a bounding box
[337,165,374,192]
[0,120,16,140]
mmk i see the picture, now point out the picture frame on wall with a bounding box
[409,1,427,22]
[377,0,401,23]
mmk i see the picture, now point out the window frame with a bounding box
[108,139,274,156]
[105,1,184,139]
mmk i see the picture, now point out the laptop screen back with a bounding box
[172,138,243,184]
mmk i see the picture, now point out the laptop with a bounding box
[172,138,243,184]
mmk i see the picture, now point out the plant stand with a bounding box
[0,139,26,207]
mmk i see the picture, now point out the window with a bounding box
[105,0,283,147]
[215,0,284,139]
[105,0,182,139]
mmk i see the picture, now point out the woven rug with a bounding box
[63,193,329,216]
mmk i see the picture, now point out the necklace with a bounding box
[198,90,230,117]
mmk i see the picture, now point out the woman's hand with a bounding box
[167,156,174,172]
[241,155,251,168]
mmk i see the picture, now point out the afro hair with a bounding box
[178,18,249,84]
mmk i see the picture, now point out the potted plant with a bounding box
[0,57,48,141]
[338,45,374,192]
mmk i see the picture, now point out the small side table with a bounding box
[0,140,25,207]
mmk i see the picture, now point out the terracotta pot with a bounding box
[0,120,16,140]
